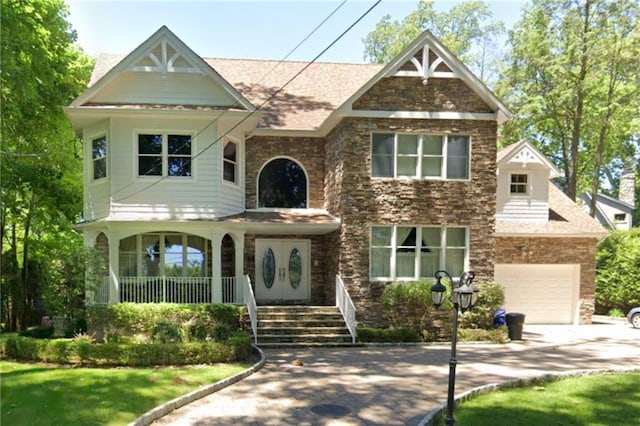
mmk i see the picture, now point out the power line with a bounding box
[112,0,381,203]
[109,0,349,201]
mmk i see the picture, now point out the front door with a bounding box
[255,239,309,302]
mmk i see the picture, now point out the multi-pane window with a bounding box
[223,140,237,183]
[119,233,208,277]
[138,133,192,177]
[371,133,470,179]
[510,174,528,194]
[92,135,107,180]
[370,225,468,280]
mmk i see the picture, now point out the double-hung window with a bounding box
[370,225,468,280]
[92,135,107,180]
[223,140,237,183]
[138,133,192,177]
[371,133,470,179]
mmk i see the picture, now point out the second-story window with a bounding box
[510,173,528,194]
[138,133,192,177]
[371,133,470,179]
[223,140,237,183]
[92,135,107,180]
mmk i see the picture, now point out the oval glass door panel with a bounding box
[262,248,276,289]
[288,248,302,289]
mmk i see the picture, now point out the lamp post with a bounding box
[430,270,478,426]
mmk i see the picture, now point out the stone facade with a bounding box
[495,236,598,324]
[326,117,497,326]
[245,136,325,209]
[353,77,495,113]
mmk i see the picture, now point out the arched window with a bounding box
[258,158,307,208]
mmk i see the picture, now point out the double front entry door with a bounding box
[255,239,310,302]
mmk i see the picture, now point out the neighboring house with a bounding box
[494,140,607,324]
[578,168,636,231]
[65,26,601,328]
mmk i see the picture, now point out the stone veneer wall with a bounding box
[245,136,325,209]
[326,117,498,327]
[353,77,495,113]
[495,236,598,324]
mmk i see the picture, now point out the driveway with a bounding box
[152,323,639,425]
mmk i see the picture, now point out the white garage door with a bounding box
[494,264,580,324]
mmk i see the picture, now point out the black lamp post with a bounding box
[430,270,478,426]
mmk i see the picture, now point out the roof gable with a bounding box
[334,30,512,124]
[71,26,254,111]
[498,140,560,178]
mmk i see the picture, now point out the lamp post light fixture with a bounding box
[430,270,478,426]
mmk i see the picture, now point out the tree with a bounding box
[596,230,640,313]
[497,0,640,204]
[362,0,505,85]
[1,0,93,330]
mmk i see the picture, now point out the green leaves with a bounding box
[596,230,640,312]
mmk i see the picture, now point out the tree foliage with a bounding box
[1,0,93,330]
[596,230,640,313]
[497,0,640,204]
[362,0,505,85]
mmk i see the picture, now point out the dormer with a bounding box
[496,140,560,223]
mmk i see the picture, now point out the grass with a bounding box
[0,360,250,426]
[452,373,640,426]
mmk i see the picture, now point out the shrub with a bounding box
[87,303,245,343]
[357,327,421,343]
[1,332,253,366]
[457,326,508,343]
[381,280,440,329]
[458,280,505,329]
[18,326,54,339]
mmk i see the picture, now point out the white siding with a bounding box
[496,167,550,223]
[495,264,580,324]
[85,116,244,220]
[92,72,241,107]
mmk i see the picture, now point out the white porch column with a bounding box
[234,232,246,303]
[108,231,121,304]
[211,231,225,303]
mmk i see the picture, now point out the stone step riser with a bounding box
[257,335,353,344]
[257,327,349,335]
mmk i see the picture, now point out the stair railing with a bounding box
[335,275,356,344]
[243,275,258,344]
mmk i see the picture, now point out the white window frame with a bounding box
[371,133,471,180]
[222,138,238,185]
[119,233,210,277]
[369,225,469,281]
[136,132,194,178]
[91,134,108,181]
[509,173,529,196]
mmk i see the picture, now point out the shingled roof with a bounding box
[87,53,383,131]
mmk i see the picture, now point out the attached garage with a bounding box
[494,264,580,324]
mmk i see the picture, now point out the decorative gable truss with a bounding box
[70,26,255,111]
[393,44,457,81]
[500,140,560,178]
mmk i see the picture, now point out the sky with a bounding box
[66,0,527,63]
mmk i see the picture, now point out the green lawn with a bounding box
[453,373,640,426]
[0,360,250,426]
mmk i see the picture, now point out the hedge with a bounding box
[1,333,253,366]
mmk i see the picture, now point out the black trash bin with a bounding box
[505,312,525,340]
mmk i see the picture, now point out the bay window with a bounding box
[372,133,470,179]
[370,225,468,280]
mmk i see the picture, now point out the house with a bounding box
[65,26,603,330]
[578,167,636,231]
[495,140,607,324]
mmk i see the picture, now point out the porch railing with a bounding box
[243,274,258,344]
[335,275,356,344]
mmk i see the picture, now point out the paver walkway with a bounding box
[152,324,639,425]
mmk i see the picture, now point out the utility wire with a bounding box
[113,0,381,203]
[109,0,349,201]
